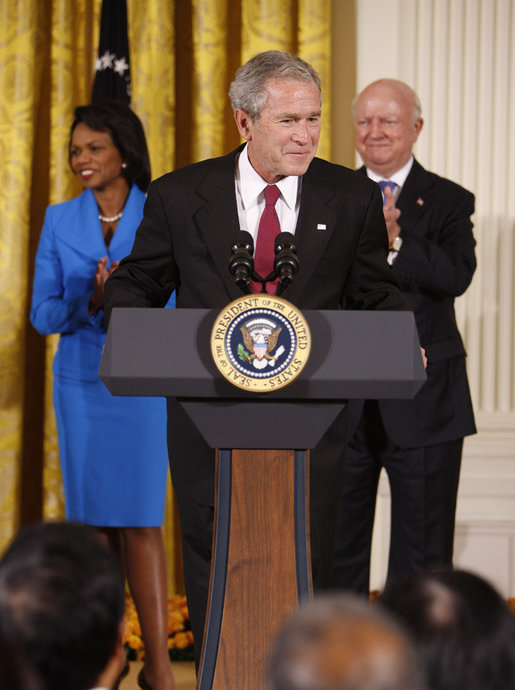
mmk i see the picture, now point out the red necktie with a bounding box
[252,184,281,293]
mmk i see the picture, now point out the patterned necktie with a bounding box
[378,180,397,205]
[252,184,281,294]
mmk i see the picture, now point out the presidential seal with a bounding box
[210,294,311,392]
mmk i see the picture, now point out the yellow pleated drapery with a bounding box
[0,0,332,593]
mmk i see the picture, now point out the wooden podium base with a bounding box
[197,449,312,690]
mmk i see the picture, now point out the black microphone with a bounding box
[274,232,299,293]
[229,231,255,293]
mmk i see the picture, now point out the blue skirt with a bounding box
[53,375,169,527]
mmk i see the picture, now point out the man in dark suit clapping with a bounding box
[333,79,477,594]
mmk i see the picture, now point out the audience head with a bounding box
[352,78,423,179]
[380,568,515,690]
[0,521,125,690]
[69,100,151,191]
[0,634,42,690]
[229,49,322,121]
[267,593,426,690]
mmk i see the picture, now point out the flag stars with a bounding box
[95,51,129,76]
[97,50,115,70]
[114,56,129,76]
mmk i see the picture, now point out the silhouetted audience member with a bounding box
[380,568,515,690]
[267,593,426,690]
[0,521,126,690]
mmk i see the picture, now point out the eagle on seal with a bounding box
[240,325,282,361]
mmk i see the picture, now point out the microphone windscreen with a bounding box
[275,231,296,253]
[231,230,254,254]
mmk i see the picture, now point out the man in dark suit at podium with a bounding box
[104,52,410,660]
[333,79,477,595]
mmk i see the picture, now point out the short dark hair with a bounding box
[70,100,151,191]
[268,593,425,690]
[380,568,515,690]
[0,521,125,690]
[229,50,322,121]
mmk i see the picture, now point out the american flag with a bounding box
[91,0,131,103]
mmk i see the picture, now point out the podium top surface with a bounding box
[99,307,425,401]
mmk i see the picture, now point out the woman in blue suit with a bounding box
[30,102,175,690]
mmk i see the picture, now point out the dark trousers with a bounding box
[176,491,339,670]
[332,400,463,594]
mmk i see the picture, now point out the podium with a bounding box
[100,307,425,689]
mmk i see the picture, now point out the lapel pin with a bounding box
[416,197,424,206]
[317,223,327,230]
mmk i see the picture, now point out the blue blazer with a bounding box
[31,185,149,381]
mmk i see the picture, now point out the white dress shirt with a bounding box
[235,144,301,243]
[366,155,414,200]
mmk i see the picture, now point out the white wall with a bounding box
[354,0,515,596]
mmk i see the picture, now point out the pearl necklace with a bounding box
[98,211,123,223]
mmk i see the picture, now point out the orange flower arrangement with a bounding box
[122,594,195,662]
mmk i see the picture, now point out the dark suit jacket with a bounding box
[105,145,409,505]
[351,159,477,448]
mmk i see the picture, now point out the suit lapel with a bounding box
[55,187,147,264]
[396,159,434,230]
[191,151,339,301]
[280,162,337,301]
[55,189,106,260]
[109,185,146,260]
[358,160,435,236]
[192,148,247,300]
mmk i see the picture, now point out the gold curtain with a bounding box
[0,0,332,593]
